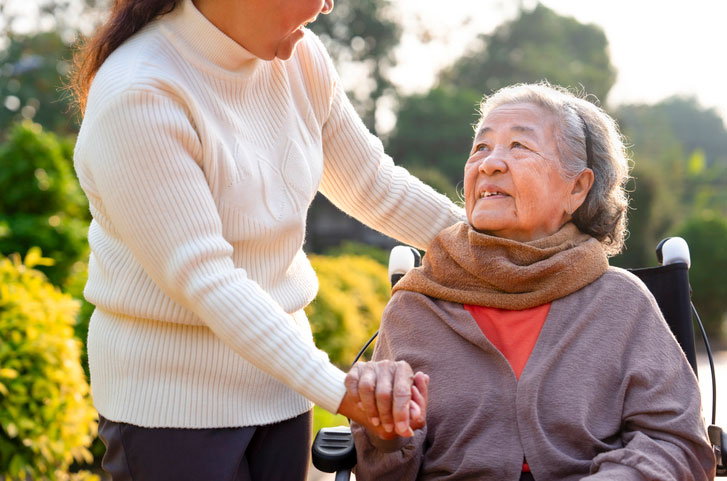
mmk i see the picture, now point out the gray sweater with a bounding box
[352,267,715,480]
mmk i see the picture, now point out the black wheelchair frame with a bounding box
[312,239,726,479]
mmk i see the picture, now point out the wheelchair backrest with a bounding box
[627,262,698,375]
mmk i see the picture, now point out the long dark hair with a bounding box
[70,0,181,113]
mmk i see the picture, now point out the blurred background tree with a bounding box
[309,0,401,135]
[386,86,481,189]
[0,0,104,138]
[0,32,76,137]
[306,253,390,368]
[439,3,616,103]
[676,212,727,340]
[612,97,727,270]
[0,121,90,288]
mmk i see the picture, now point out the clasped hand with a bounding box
[337,360,429,440]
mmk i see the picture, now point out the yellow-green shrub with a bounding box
[0,248,97,480]
[312,405,349,434]
[306,254,390,368]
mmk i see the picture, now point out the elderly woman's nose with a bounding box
[480,151,508,175]
[322,0,334,14]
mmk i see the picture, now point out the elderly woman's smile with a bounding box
[479,189,508,199]
[464,102,593,243]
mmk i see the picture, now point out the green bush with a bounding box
[676,211,727,343]
[0,248,97,480]
[0,121,90,288]
[312,405,349,434]
[324,241,390,267]
[306,254,391,368]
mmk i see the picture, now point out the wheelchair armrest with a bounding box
[312,425,357,474]
[709,425,727,476]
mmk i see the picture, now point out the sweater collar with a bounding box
[162,0,259,72]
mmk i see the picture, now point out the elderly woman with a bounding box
[349,83,716,480]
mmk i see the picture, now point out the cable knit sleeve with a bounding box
[308,40,465,251]
[77,88,347,413]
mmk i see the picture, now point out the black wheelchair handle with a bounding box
[311,426,356,475]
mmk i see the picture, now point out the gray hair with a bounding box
[474,82,631,256]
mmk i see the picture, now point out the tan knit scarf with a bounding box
[393,222,609,310]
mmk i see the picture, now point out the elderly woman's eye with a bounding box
[512,141,526,149]
[474,143,488,152]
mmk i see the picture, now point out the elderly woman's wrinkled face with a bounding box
[464,103,592,242]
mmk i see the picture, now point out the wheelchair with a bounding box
[311,238,727,479]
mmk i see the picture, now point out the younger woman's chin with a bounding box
[274,29,305,60]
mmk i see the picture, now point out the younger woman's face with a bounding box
[194,0,334,60]
[269,0,334,60]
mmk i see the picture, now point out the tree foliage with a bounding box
[647,97,727,166]
[386,86,482,185]
[617,98,727,216]
[677,212,727,342]
[0,31,77,137]
[612,97,727,268]
[309,0,401,133]
[0,121,90,288]
[617,97,727,171]
[0,249,97,481]
[439,4,616,104]
[387,4,618,187]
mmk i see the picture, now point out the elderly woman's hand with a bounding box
[338,360,428,440]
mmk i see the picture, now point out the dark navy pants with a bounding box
[98,411,312,481]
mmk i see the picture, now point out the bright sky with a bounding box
[389,0,727,126]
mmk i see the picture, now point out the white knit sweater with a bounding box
[74,0,464,428]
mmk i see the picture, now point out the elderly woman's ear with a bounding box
[565,168,594,216]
